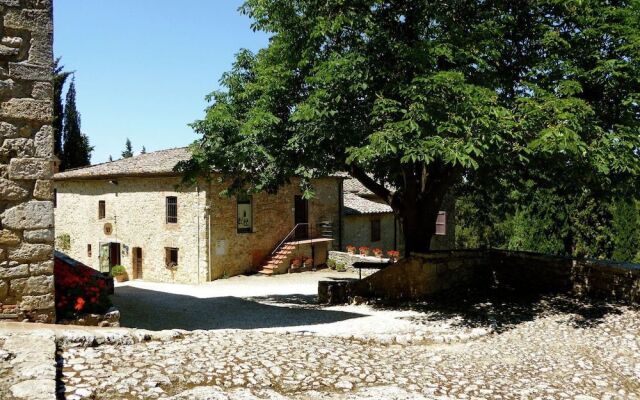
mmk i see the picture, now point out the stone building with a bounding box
[54,148,343,283]
[342,178,455,252]
[0,1,56,323]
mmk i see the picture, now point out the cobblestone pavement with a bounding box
[57,295,640,400]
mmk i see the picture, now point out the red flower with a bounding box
[74,297,86,311]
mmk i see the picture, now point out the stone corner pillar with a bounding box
[0,0,55,323]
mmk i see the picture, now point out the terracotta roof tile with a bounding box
[54,147,192,180]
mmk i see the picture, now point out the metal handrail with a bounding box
[270,223,311,256]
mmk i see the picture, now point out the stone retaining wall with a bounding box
[0,0,55,322]
[319,250,640,304]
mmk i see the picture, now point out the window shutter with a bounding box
[435,212,447,235]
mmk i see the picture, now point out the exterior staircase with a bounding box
[258,243,296,276]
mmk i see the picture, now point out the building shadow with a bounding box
[113,286,365,331]
[374,289,632,334]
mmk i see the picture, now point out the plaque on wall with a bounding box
[104,223,113,235]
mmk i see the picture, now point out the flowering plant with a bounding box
[346,245,356,254]
[55,257,112,320]
[387,250,400,262]
[372,248,383,257]
[358,246,370,256]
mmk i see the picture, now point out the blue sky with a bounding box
[54,1,269,164]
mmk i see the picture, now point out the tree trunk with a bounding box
[399,198,441,256]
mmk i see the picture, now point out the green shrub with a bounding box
[336,262,347,272]
[111,265,126,276]
[327,259,337,270]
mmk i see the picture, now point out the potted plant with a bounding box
[111,265,127,282]
[387,250,400,263]
[290,258,302,272]
[336,262,347,272]
[346,245,356,255]
[372,248,383,258]
[359,246,370,257]
[327,259,337,270]
[304,257,314,269]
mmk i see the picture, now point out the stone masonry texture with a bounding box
[0,0,55,322]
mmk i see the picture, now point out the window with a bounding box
[371,218,381,242]
[53,189,57,208]
[435,212,447,235]
[98,201,106,219]
[165,247,179,267]
[237,194,253,233]
[166,196,178,224]
[87,244,92,258]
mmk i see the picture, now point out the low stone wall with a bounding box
[328,251,388,277]
[319,250,640,304]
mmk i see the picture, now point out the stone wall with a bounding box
[343,213,396,252]
[0,1,55,322]
[208,177,341,279]
[55,177,209,284]
[319,250,640,304]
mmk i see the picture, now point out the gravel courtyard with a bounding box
[2,271,639,399]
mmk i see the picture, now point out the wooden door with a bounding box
[294,195,309,240]
[132,247,143,279]
[109,242,121,269]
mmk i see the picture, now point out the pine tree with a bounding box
[108,155,113,162]
[121,138,133,158]
[61,80,93,170]
[612,199,639,262]
[141,146,146,154]
[53,58,72,159]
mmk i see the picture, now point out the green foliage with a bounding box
[182,0,640,253]
[110,265,126,276]
[56,234,71,252]
[335,262,347,272]
[53,58,72,159]
[326,259,337,270]
[61,80,93,170]
[612,199,640,262]
[121,138,134,158]
[141,146,147,154]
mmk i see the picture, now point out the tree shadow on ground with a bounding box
[113,286,365,331]
[372,289,631,334]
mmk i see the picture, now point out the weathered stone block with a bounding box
[19,294,54,311]
[30,260,53,275]
[0,121,18,138]
[1,37,23,48]
[8,243,53,263]
[0,264,29,279]
[3,9,52,30]
[0,79,15,96]
[9,158,52,179]
[31,82,52,100]
[1,138,35,158]
[0,177,29,200]
[8,63,50,81]
[34,125,53,158]
[1,200,54,229]
[11,275,53,295]
[0,99,52,122]
[0,44,19,57]
[0,229,21,245]
[33,179,52,199]
[24,228,53,244]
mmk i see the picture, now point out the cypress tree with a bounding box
[121,138,133,158]
[141,146,146,154]
[612,199,639,262]
[61,80,93,170]
[53,58,72,159]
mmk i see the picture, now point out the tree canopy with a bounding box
[181,0,640,254]
[121,138,134,158]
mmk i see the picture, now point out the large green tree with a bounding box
[182,0,640,254]
[61,80,93,170]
